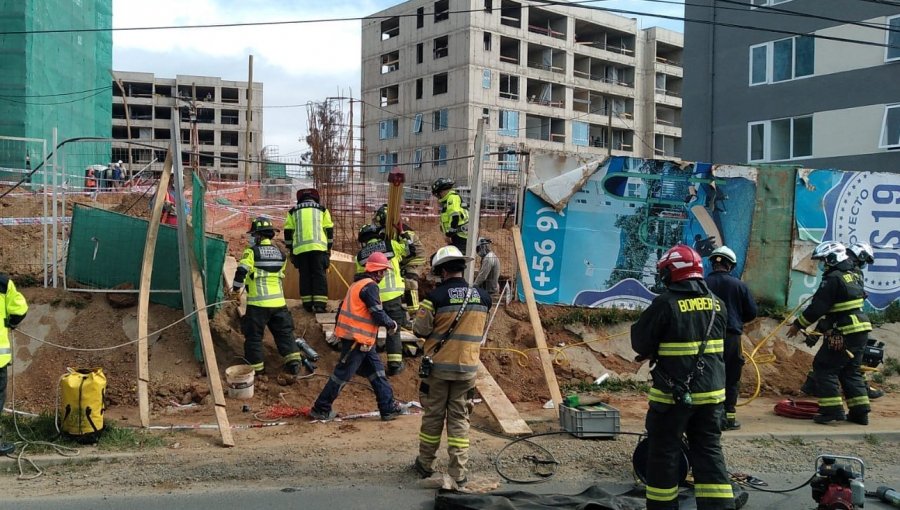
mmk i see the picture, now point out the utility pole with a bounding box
[243,54,254,183]
[465,118,487,284]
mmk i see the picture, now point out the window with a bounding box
[432,145,448,166]
[572,121,589,146]
[413,113,423,133]
[417,43,424,64]
[498,145,518,171]
[485,0,493,12]
[380,85,399,107]
[499,110,519,136]
[483,143,491,161]
[747,115,813,162]
[379,152,398,173]
[482,69,491,89]
[416,78,423,99]
[380,17,399,40]
[880,105,900,148]
[499,74,519,100]
[417,7,424,29]
[887,15,900,61]
[379,118,399,140]
[482,108,491,126]
[434,35,449,59]
[484,32,492,51]
[751,0,792,6]
[413,148,423,169]
[380,50,400,74]
[434,0,449,22]
[749,36,814,85]
[433,73,448,95]
[432,109,448,131]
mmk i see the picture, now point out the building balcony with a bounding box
[655,91,682,108]
[655,59,683,78]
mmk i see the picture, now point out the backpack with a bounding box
[59,368,107,443]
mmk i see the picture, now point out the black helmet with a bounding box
[297,188,320,203]
[431,177,455,196]
[358,224,382,244]
[373,203,388,228]
[248,217,276,234]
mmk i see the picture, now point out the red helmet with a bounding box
[365,251,391,272]
[297,188,320,203]
[657,244,703,284]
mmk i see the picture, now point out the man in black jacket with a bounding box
[705,246,757,430]
[632,244,740,510]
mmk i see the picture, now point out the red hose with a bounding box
[773,399,819,419]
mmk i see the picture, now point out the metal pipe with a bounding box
[67,288,182,294]
[51,128,58,288]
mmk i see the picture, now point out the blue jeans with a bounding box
[313,340,395,416]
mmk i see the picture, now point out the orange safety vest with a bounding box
[334,278,379,346]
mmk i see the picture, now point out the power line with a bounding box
[709,0,899,32]
[0,88,109,106]
[0,85,113,99]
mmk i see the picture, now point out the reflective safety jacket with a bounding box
[335,276,397,345]
[0,274,29,368]
[284,200,334,254]
[399,226,426,269]
[414,277,492,380]
[796,260,872,335]
[355,238,407,302]
[234,239,287,308]
[631,279,728,406]
[439,191,469,239]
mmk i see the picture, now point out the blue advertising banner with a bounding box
[791,170,900,311]
[520,157,758,307]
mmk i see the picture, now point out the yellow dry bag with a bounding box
[59,367,106,442]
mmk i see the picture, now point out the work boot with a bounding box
[868,386,884,399]
[0,440,14,455]
[381,402,404,421]
[308,407,337,421]
[284,361,302,376]
[722,417,741,431]
[387,361,405,377]
[313,304,327,314]
[303,304,314,313]
[813,413,846,424]
[847,412,869,425]
[733,483,749,509]
[413,458,434,479]
[455,476,468,488]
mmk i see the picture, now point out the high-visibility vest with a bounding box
[0,275,29,368]
[334,278,379,346]
[237,240,287,308]
[439,191,469,239]
[355,239,406,302]
[285,201,333,254]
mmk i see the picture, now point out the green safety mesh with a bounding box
[65,204,225,312]
[0,0,112,185]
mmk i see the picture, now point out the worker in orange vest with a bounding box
[309,251,404,421]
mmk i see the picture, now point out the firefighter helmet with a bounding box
[811,241,848,267]
[431,245,471,275]
[709,245,737,267]
[296,188,320,203]
[847,242,875,266]
[358,224,382,244]
[365,251,391,272]
[657,244,704,284]
[373,203,388,228]
[431,177,455,196]
[247,217,276,234]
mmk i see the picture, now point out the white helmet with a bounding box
[431,245,471,275]
[709,246,737,266]
[811,241,848,267]
[847,242,875,266]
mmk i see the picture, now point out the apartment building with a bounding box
[111,72,263,180]
[683,0,900,172]
[361,0,685,185]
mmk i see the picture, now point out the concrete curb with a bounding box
[722,429,900,442]
[0,451,137,468]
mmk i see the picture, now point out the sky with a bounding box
[112,0,684,158]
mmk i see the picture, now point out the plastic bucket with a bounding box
[225,365,255,399]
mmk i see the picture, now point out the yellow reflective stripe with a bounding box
[387,354,403,362]
[0,347,11,355]
[829,299,864,312]
[283,352,302,362]
[251,362,265,372]
[648,388,675,404]
[694,484,734,499]
[419,431,441,444]
[646,485,678,502]
[798,315,812,327]
[846,395,870,407]
[818,396,844,407]
[420,300,434,312]
[447,437,469,448]
[838,314,872,334]
[691,389,726,404]
[657,339,724,356]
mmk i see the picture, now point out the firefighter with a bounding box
[1,273,28,455]
[704,245,757,431]
[373,203,426,313]
[431,178,469,254]
[231,218,303,375]
[788,241,872,425]
[632,245,738,510]
[309,252,403,421]
[284,188,333,313]
[355,224,408,376]
[846,242,882,400]
[412,246,491,487]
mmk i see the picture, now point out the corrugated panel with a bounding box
[743,165,797,305]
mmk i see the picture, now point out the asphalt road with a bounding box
[7,476,900,509]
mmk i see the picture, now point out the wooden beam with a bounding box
[512,229,563,407]
[475,363,532,435]
[135,150,173,428]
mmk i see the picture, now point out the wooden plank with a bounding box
[136,150,173,428]
[321,323,419,343]
[475,363,532,435]
[315,312,336,325]
[283,250,355,301]
[512,229,564,407]
[222,256,246,315]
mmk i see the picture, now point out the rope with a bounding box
[330,262,352,290]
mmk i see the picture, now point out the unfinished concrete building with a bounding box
[111,72,263,180]
[361,0,684,187]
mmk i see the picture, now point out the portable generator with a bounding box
[811,455,865,510]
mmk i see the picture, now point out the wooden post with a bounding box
[243,55,254,183]
[512,229,563,407]
[465,118,486,283]
[109,71,133,178]
[136,150,173,427]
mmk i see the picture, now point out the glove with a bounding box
[4,318,13,330]
[786,323,801,338]
[359,343,373,352]
[388,321,399,335]
[804,333,819,348]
